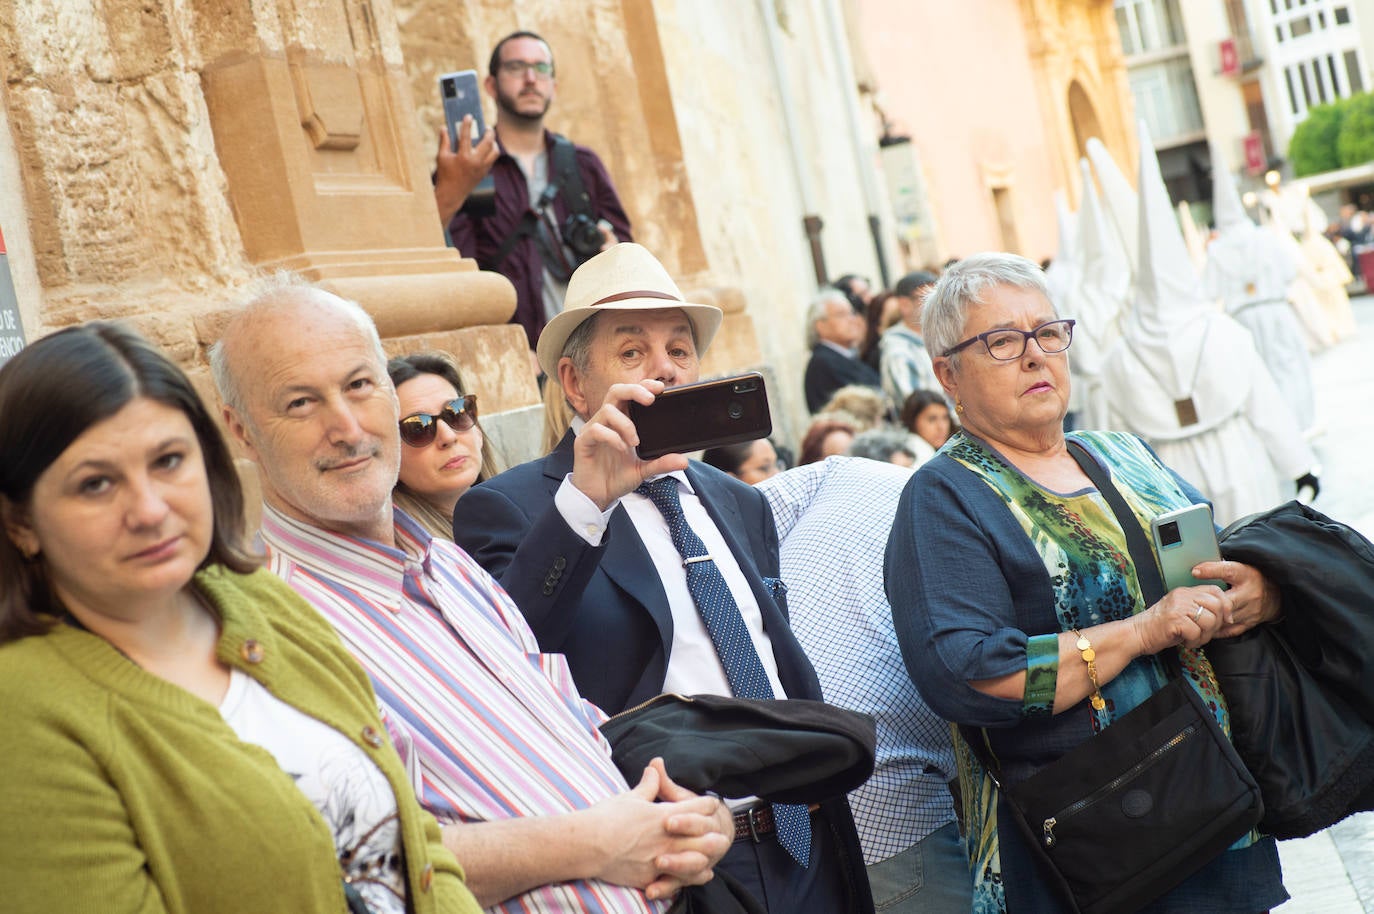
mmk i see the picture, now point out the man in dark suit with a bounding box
[454,243,874,914]
[803,288,882,413]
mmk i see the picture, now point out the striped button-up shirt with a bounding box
[261,505,664,914]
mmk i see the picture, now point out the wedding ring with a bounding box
[1193,604,1205,622]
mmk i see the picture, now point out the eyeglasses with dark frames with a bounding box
[399,395,478,448]
[942,319,1076,360]
[499,60,554,79]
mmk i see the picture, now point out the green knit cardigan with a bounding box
[0,565,480,914]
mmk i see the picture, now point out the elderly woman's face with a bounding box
[937,284,1069,447]
[5,396,213,621]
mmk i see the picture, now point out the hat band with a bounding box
[590,289,683,307]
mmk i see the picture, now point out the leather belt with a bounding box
[732,804,776,842]
[730,803,820,843]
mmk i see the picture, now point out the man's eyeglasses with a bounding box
[399,396,478,448]
[942,319,1076,360]
[499,60,554,79]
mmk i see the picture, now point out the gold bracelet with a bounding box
[1073,629,1106,711]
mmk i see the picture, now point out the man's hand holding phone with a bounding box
[572,380,688,512]
[433,118,498,225]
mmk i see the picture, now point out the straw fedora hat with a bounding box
[536,243,723,378]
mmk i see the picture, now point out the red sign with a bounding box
[1243,132,1265,174]
[1220,38,1239,76]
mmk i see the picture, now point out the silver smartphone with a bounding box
[438,69,485,149]
[1150,503,1227,592]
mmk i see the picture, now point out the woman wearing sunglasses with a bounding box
[387,354,502,540]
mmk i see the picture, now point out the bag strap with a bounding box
[961,439,1180,779]
[549,133,593,218]
[1066,439,1165,606]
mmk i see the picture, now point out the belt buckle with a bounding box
[746,805,764,843]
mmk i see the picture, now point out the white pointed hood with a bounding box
[1212,156,1250,231]
[1086,137,1139,277]
[1203,159,1297,309]
[1044,190,1080,309]
[1103,121,1257,438]
[1072,156,1129,353]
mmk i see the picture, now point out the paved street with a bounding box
[1272,292,1374,914]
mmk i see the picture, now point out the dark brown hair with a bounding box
[0,322,259,643]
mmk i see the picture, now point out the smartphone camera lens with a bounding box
[1159,521,1181,548]
[732,379,758,394]
[442,80,456,99]
[727,401,744,420]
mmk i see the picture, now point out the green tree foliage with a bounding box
[1337,92,1374,169]
[1289,101,1345,177]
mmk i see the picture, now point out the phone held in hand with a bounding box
[438,69,495,215]
[1150,503,1227,592]
[629,373,772,460]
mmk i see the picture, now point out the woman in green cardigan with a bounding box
[0,321,480,914]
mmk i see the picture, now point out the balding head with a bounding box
[212,277,401,543]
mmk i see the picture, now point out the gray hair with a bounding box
[921,252,1053,366]
[805,288,852,348]
[209,271,388,417]
[847,428,915,463]
[561,311,604,376]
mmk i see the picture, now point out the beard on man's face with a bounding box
[494,84,552,124]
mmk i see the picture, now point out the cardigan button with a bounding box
[240,640,265,664]
[361,726,384,748]
[420,862,434,892]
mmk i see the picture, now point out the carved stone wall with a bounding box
[0,0,533,419]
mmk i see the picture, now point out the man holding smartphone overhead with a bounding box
[453,243,875,914]
[434,30,633,366]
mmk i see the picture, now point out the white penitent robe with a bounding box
[1301,230,1357,342]
[1203,223,1316,431]
[1101,313,1315,526]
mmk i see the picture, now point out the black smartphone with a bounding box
[629,372,772,460]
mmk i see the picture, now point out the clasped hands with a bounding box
[1133,559,1282,654]
[589,757,734,901]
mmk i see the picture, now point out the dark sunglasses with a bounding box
[399,395,478,447]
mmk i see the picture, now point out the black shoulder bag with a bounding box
[961,441,1263,914]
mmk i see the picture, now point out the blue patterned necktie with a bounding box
[636,477,811,866]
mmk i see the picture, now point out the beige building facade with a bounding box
[856,0,1136,263]
[0,0,910,448]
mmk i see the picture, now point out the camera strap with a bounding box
[487,133,592,274]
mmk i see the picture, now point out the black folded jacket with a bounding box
[599,693,877,805]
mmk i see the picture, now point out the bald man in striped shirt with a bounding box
[212,280,732,914]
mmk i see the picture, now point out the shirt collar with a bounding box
[259,503,434,609]
[819,339,859,358]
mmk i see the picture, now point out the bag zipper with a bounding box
[604,692,692,724]
[1040,723,1197,848]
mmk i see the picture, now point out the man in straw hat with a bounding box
[454,243,874,914]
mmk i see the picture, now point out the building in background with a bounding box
[855,0,1136,266]
[1117,0,1374,218]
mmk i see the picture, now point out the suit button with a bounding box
[542,584,555,596]
[240,640,265,664]
[361,726,384,748]
[420,862,434,892]
[553,556,567,570]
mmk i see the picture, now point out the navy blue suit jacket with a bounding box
[453,431,875,912]
[452,431,824,713]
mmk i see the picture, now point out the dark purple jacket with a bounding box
[446,130,633,350]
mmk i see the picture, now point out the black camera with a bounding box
[562,213,605,263]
